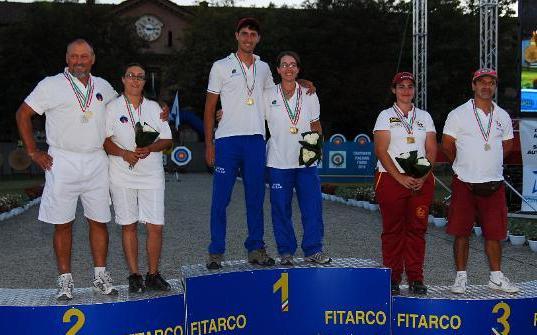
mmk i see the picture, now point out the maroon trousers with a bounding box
[375,172,434,283]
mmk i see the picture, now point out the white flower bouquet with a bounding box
[298,131,323,167]
[394,150,432,178]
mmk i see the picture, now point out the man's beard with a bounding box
[69,66,89,79]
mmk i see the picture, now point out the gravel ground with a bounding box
[0,172,535,289]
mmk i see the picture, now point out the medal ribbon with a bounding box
[233,53,256,97]
[471,99,494,143]
[123,95,143,128]
[279,84,302,127]
[63,70,94,113]
[392,103,416,136]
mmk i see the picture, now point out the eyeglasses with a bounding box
[280,63,297,69]
[125,73,146,81]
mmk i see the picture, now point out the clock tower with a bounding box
[112,0,193,98]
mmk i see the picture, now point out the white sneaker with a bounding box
[92,271,118,296]
[56,274,74,301]
[450,273,467,294]
[305,251,332,264]
[488,273,520,294]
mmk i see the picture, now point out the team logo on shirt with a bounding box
[415,205,428,219]
[271,183,283,190]
[215,166,226,174]
[96,93,103,101]
[416,121,424,128]
[231,69,240,77]
[120,116,129,123]
[272,100,277,105]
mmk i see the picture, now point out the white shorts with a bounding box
[39,147,111,224]
[110,185,165,225]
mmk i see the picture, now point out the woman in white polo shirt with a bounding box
[104,63,172,293]
[265,51,330,266]
[373,72,437,295]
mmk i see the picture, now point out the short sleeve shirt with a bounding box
[373,105,436,173]
[443,99,513,183]
[207,53,275,139]
[265,84,320,169]
[105,96,172,189]
[24,69,117,153]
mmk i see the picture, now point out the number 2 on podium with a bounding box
[273,272,289,312]
[63,308,86,335]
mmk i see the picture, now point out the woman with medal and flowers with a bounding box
[103,63,173,293]
[373,72,437,295]
[264,51,331,266]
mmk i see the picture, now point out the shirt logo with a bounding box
[272,100,277,105]
[215,166,226,174]
[232,69,237,74]
[271,183,283,189]
[389,117,401,123]
[96,93,103,101]
[416,121,424,128]
[120,116,129,123]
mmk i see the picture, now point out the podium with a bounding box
[181,258,391,335]
[0,280,185,334]
[1,259,536,334]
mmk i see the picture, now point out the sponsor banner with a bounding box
[519,119,537,211]
[184,267,391,335]
[318,135,377,183]
[520,0,537,115]
[392,296,537,335]
[0,295,185,335]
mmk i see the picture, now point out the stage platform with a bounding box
[1,258,535,334]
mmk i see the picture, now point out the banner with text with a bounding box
[184,267,391,335]
[519,119,537,211]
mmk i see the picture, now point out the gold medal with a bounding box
[290,126,298,134]
[406,136,415,144]
[484,143,491,151]
[85,111,93,119]
[246,97,254,105]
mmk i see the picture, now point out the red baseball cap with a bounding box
[472,68,497,82]
[392,72,415,85]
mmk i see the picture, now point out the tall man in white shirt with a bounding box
[442,68,519,294]
[16,39,119,300]
[204,18,276,269]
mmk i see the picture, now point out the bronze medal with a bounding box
[407,136,415,144]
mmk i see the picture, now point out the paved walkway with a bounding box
[0,173,535,289]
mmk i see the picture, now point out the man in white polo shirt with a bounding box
[442,68,519,294]
[16,39,118,300]
[204,17,276,269]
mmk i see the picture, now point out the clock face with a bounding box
[135,15,163,42]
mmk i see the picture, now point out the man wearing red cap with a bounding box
[442,68,519,294]
[374,72,437,295]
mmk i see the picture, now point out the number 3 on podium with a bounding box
[273,273,289,312]
[492,302,511,335]
[63,308,86,335]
